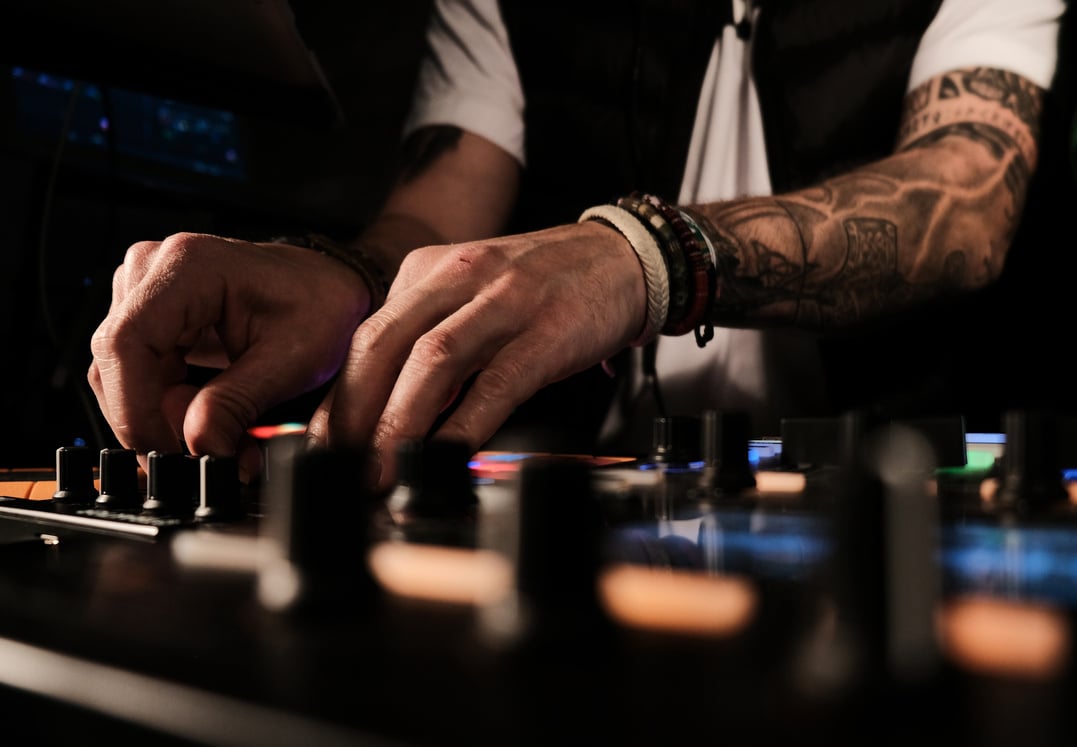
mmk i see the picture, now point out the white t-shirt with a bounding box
[403,0,1065,437]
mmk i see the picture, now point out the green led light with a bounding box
[936,449,997,477]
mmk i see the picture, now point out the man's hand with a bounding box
[306,219,647,489]
[88,232,370,479]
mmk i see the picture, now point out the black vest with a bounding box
[491,0,1077,443]
[499,0,943,229]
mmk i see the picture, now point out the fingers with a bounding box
[89,232,368,464]
[91,236,236,454]
[323,278,488,453]
[319,225,645,489]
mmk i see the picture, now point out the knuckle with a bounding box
[121,240,160,268]
[89,316,124,356]
[156,232,200,262]
[208,386,261,428]
[478,363,519,398]
[348,319,388,356]
[86,361,101,390]
[410,328,459,369]
[371,410,407,449]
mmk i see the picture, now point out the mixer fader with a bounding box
[0,409,1075,746]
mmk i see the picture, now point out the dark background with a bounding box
[0,1,434,466]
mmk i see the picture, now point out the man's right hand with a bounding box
[87,232,370,480]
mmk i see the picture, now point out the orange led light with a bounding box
[599,564,757,637]
[940,594,1071,679]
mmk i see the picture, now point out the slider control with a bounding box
[142,451,199,516]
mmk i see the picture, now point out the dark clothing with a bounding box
[488,0,1076,451]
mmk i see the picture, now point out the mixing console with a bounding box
[0,409,1076,746]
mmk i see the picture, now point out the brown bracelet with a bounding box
[639,194,713,342]
[271,233,390,315]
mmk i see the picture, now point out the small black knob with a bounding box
[95,448,141,509]
[386,437,479,546]
[651,415,702,464]
[995,409,1069,514]
[699,409,756,494]
[194,455,244,522]
[258,435,379,614]
[52,445,98,505]
[142,451,199,515]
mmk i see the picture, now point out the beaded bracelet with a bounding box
[270,233,391,316]
[578,204,670,345]
[638,194,714,342]
[614,195,693,330]
[674,207,717,346]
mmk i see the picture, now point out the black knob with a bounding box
[52,445,98,505]
[258,435,379,614]
[142,451,199,515]
[95,448,141,509]
[650,415,702,464]
[483,456,613,657]
[194,455,244,522]
[699,409,756,494]
[386,438,479,545]
[995,409,1069,514]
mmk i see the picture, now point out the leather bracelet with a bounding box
[271,233,390,315]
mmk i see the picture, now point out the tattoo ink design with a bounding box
[951,68,1042,136]
[899,67,1040,163]
[696,66,1039,330]
[904,122,1031,248]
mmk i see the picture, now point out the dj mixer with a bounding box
[0,409,1076,746]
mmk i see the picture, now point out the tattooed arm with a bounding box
[87,66,1045,488]
[687,67,1042,329]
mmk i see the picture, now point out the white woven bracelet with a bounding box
[578,204,669,346]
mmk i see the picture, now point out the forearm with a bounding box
[689,67,1042,330]
[344,126,520,291]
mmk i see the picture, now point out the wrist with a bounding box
[579,192,721,349]
[270,233,391,317]
[578,204,669,346]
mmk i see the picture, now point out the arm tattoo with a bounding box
[396,126,464,183]
[691,67,1041,330]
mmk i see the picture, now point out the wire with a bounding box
[36,78,111,451]
[37,79,83,347]
[642,339,667,418]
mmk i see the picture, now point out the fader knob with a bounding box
[194,455,243,522]
[995,409,1070,514]
[52,445,98,505]
[698,409,756,494]
[650,415,702,465]
[478,455,617,743]
[94,448,141,509]
[386,437,479,545]
[142,451,199,515]
[258,434,380,614]
[490,455,612,647]
[792,414,943,717]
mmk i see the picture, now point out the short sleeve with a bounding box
[402,0,527,165]
[909,0,1066,91]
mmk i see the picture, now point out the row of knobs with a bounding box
[52,445,242,521]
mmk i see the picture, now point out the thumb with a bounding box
[181,351,322,459]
